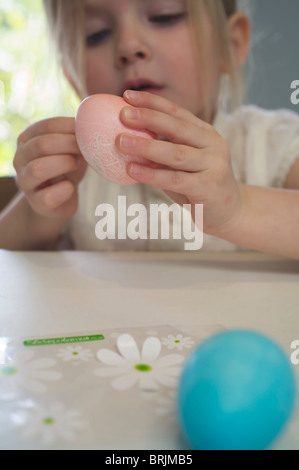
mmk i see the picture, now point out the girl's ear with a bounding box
[224,12,251,69]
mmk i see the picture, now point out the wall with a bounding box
[246,0,299,113]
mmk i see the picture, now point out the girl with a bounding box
[1,0,299,258]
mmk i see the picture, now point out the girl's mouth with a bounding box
[122,79,164,95]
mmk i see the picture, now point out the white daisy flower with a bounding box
[95,334,184,391]
[0,349,62,400]
[161,334,194,351]
[57,345,93,363]
[13,402,86,447]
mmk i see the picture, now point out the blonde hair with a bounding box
[187,0,244,120]
[43,0,86,98]
[43,0,243,119]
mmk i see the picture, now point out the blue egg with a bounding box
[177,330,296,450]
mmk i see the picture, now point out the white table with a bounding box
[1,249,299,449]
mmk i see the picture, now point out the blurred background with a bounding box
[0,0,79,176]
[0,0,299,176]
[246,0,299,111]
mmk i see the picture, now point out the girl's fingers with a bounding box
[123,90,205,129]
[17,134,81,168]
[13,117,86,219]
[28,178,76,215]
[127,162,202,199]
[68,156,88,185]
[19,154,82,192]
[120,105,214,149]
[17,117,76,145]
[116,133,210,172]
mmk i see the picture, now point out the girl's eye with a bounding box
[86,29,111,47]
[149,13,186,25]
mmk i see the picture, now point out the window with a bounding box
[0,0,79,176]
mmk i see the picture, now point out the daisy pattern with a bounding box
[0,349,62,400]
[161,334,195,351]
[57,345,93,363]
[95,334,184,391]
[13,402,86,447]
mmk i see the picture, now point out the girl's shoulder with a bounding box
[215,104,299,148]
[215,105,299,187]
[228,104,299,132]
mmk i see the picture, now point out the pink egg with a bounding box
[75,94,155,185]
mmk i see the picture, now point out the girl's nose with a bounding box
[115,28,151,68]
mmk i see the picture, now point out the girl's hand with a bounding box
[14,117,87,220]
[116,90,243,235]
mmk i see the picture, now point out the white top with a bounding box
[67,105,299,252]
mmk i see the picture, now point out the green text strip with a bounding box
[24,334,105,347]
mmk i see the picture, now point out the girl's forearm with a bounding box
[0,191,69,250]
[212,184,299,260]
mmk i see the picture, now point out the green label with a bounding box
[23,334,105,347]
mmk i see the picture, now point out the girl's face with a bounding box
[83,0,222,121]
